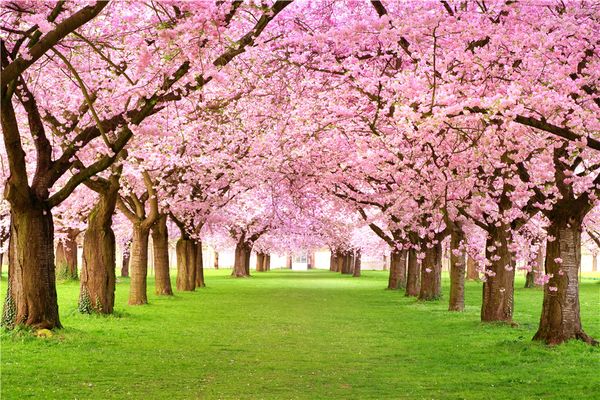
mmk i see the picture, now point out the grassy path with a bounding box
[1,270,599,399]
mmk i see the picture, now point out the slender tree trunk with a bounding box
[449,229,466,311]
[286,254,293,269]
[213,251,219,270]
[232,241,251,277]
[419,242,442,301]
[388,249,406,289]
[0,252,3,277]
[195,241,205,288]
[353,250,361,277]
[176,238,196,291]
[466,255,479,281]
[383,253,389,271]
[152,215,172,296]
[121,239,131,278]
[256,252,265,272]
[128,225,150,305]
[2,205,60,329]
[533,216,597,345]
[265,254,271,271]
[80,184,118,314]
[307,252,314,269]
[405,248,420,297]
[481,225,515,322]
[593,254,598,272]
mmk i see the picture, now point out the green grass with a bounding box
[1,269,599,399]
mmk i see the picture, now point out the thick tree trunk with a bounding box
[152,215,172,296]
[419,242,442,301]
[128,225,150,305]
[265,254,271,271]
[466,255,479,280]
[388,249,406,289]
[449,229,466,311]
[121,239,131,278]
[405,248,420,297]
[2,205,60,329]
[195,242,205,288]
[341,252,354,275]
[533,217,597,345]
[213,251,219,270]
[56,230,78,280]
[176,238,196,291]
[80,186,118,314]
[256,252,265,272]
[232,241,252,277]
[481,225,515,323]
[353,250,361,277]
[330,251,338,272]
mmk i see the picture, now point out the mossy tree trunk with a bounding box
[152,214,173,296]
[79,172,120,314]
[56,228,79,280]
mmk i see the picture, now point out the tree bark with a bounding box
[286,254,293,269]
[195,241,205,288]
[232,241,252,277]
[213,251,219,270]
[121,239,131,278]
[405,248,420,297]
[79,182,119,314]
[152,214,173,296]
[176,238,196,291]
[341,251,354,275]
[466,255,479,280]
[419,242,443,301]
[265,254,271,271]
[256,252,265,272]
[449,229,466,311]
[353,250,362,277]
[481,225,515,323]
[55,229,78,280]
[533,216,597,345]
[330,251,338,272]
[388,249,406,289]
[128,224,150,305]
[3,205,60,329]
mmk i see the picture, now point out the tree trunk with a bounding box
[176,238,196,291]
[152,215,172,296]
[121,239,131,278]
[405,248,420,297]
[256,252,265,272]
[449,229,466,311]
[341,252,354,275]
[213,251,219,270]
[419,242,442,301]
[128,225,150,305]
[307,252,314,269]
[56,229,78,280]
[265,254,271,271]
[80,185,118,314]
[383,253,388,271]
[592,254,597,272]
[388,249,406,289]
[232,241,251,277]
[286,254,293,269]
[2,205,60,329]
[0,252,3,277]
[353,250,361,277]
[533,217,597,345]
[525,245,544,288]
[481,225,515,323]
[195,241,205,288]
[330,251,338,272]
[466,255,479,281]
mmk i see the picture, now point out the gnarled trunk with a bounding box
[152,215,172,296]
[3,205,60,329]
[419,242,442,301]
[195,241,205,288]
[481,225,515,323]
[466,255,479,281]
[533,217,597,345]
[449,229,466,311]
[353,250,361,277]
[388,249,406,289]
[129,225,150,305]
[176,238,196,291]
[80,185,118,314]
[56,229,78,280]
[405,248,420,297]
[232,241,252,277]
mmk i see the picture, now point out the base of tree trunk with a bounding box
[176,238,196,291]
[405,248,420,297]
[418,243,442,301]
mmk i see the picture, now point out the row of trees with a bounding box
[1,1,599,347]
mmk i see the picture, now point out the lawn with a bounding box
[1,269,599,399]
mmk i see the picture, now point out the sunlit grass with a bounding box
[1,269,599,399]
